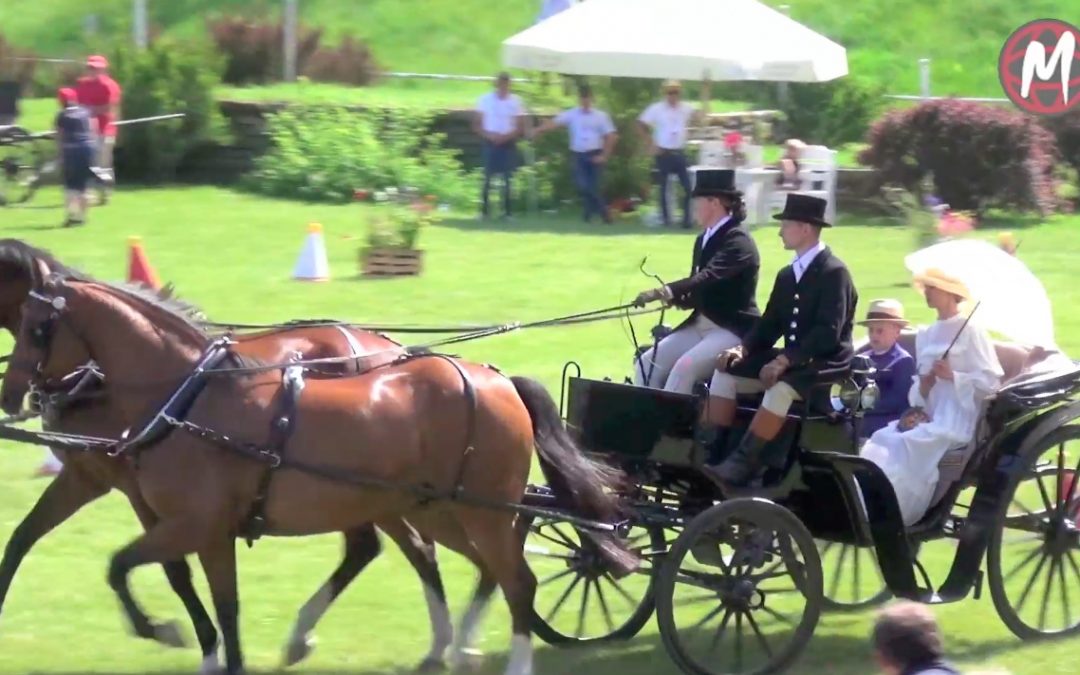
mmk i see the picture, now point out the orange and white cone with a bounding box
[293,222,330,282]
[127,236,161,290]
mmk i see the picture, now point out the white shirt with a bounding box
[554,107,616,152]
[476,92,525,135]
[700,215,731,250]
[638,100,695,150]
[792,241,826,283]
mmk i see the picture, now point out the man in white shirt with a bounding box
[473,72,525,219]
[531,85,618,223]
[638,80,698,228]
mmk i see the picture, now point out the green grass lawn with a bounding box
[0,186,1077,673]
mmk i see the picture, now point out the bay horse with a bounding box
[0,241,459,672]
[0,271,634,675]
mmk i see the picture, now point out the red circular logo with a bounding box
[998,19,1080,115]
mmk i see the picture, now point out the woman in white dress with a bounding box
[860,268,1004,526]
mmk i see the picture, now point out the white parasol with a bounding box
[904,238,1058,350]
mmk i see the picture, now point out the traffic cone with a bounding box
[127,236,161,290]
[293,222,330,282]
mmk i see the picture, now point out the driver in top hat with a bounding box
[704,193,858,488]
[632,168,761,396]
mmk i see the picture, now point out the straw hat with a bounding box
[912,268,972,300]
[858,299,909,326]
[785,138,806,151]
[662,79,682,92]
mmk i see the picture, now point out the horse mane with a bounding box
[0,238,93,284]
[81,279,265,372]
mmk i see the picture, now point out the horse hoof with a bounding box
[283,636,315,668]
[200,651,224,674]
[449,648,484,673]
[153,620,188,649]
[416,657,447,673]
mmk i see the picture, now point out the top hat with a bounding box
[772,193,831,227]
[86,55,108,69]
[692,169,742,198]
[858,298,909,326]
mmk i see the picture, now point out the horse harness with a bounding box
[12,290,483,547]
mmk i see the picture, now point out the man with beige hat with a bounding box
[856,299,916,437]
[638,79,699,228]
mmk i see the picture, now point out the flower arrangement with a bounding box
[355,187,440,250]
[724,130,746,167]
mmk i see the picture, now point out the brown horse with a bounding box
[0,271,633,675]
[0,242,457,672]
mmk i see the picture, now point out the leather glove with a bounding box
[716,346,744,372]
[633,287,670,308]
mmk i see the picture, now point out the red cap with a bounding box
[58,88,78,104]
[86,55,108,69]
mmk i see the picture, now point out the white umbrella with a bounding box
[502,0,848,82]
[903,239,1058,350]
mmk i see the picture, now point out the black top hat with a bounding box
[772,193,831,227]
[691,169,742,198]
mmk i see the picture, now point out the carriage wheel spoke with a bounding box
[690,600,728,633]
[532,528,578,552]
[539,567,579,588]
[1059,551,1073,628]
[708,607,734,654]
[759,603,796,627]
[602,572,638,606]
[828,544,849,599]
[1005,545,1045,583]
[734,609,744,671]
[1036,474,1055,514]
[593,578,616,632]
[744,609,774,658]
[575,574,591,638]
[1065,550,1080,590]
[1056,445,1068,516]
[853,547,863,600]
[549,523,581,550]
[543,573,582,623]
[1016,551,1050,615]
[1039,555,1060,630]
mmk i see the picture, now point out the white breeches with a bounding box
[708,372,800,416]
[633,317,741,395]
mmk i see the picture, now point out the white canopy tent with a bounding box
[502,0,848,83]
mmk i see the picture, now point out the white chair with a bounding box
[765,144,838,223]
[697,141,727,167]
[740,144,764,169]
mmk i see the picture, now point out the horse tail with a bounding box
[509,375,638,576]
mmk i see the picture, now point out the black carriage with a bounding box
[525,336,1080,674]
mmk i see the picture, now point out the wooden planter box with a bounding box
[360,247,424,277]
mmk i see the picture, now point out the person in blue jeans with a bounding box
[531,85,618,223]
[474,72,525,219]
[54,87,97,227]
[638,80,699,228]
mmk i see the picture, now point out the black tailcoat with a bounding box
[666,218,761,338]
[728,246,858,396]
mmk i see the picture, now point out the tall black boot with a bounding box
[705,427,731,466]
[704,432,770,487]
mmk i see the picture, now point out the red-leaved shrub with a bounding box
[302,36,379,87]
[1043,109,1080,178]
[859,99,1059,215]
[208,16,322,85]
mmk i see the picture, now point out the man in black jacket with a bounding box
[632,169,761,395]
[706,193,858,487]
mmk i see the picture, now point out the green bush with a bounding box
[110,40,225,182]
[245,106,479,206]
[720,76,884,147]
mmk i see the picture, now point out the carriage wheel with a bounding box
[0,129,46,206]
[526,517,667,645]
[988,425,1080,640]
[818,540,899,612]
[656,498,822,675]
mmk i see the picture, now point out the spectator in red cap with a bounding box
[74,54,121,203]
[54,87,96,227]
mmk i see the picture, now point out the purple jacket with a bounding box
[858,342,916,437]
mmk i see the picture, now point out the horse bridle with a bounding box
[5,288,104,416]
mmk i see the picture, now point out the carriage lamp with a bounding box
[829,381,862,413]
[860,381,881,412]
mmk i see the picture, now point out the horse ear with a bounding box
[32,259,52,290]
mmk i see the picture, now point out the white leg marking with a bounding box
[449,593,492,668]
[283,584,332,665]
[503,634,533,675]
[423,584,454,663]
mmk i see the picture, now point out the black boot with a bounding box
[704,426,731,465]
[704,433,770,487]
